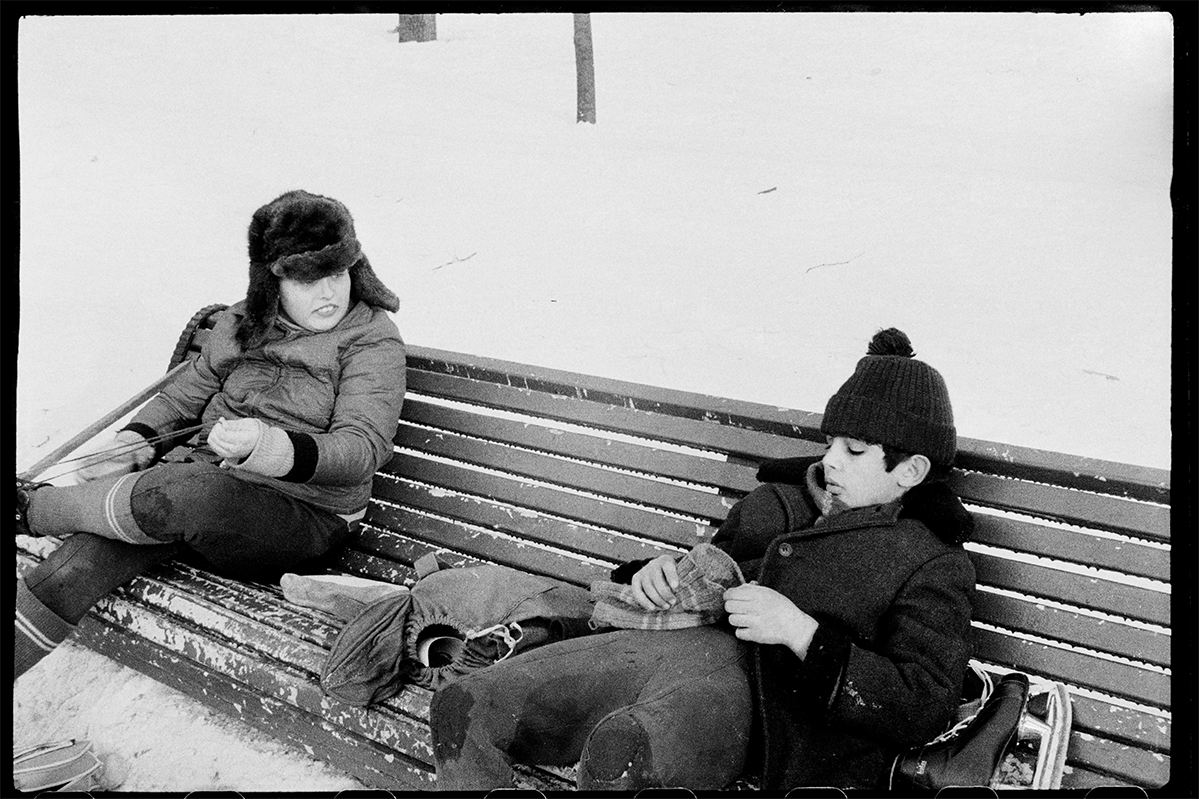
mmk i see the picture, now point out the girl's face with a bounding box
[278,270,351,332]
[820,435,907,509]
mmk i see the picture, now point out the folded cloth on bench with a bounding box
[280,572,409,622]
[589,543,746,631]
[321,563,596,706]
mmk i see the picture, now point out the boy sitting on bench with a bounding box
[429,328,976,791]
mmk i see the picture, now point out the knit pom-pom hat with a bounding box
[237,190,400,348]
[820,328,957,466]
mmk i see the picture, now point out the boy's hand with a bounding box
[208,417,263,464]
[724,583,819,659]
[630,554,681,610]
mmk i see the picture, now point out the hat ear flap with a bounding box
[349,256,400,313]
[247,202,272,265]
[236,263,280,349]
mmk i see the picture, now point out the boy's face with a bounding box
[821,435,909,509]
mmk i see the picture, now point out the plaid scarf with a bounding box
[589,543,746,631]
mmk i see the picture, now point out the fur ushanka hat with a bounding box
[236,190,400,348]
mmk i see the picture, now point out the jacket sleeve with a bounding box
[281,319,406,486]
[124,310,240,457]
[763,548,976,748]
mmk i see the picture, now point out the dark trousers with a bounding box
[16,462,350,677]
[430,624,753,791]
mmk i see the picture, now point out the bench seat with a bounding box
[16,306,1173,791]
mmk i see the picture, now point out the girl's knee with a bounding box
[131,464,245,532]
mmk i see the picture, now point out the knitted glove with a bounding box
[75,430,154,482]
[211,417,295,477]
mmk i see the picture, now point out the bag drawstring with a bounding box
[925,664,996,745]
[465,622,524,662]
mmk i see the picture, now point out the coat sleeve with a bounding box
[281,318,407,486]
[765,548,976,748]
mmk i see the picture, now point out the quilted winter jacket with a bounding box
[128,300,406,516]
[720,456,976,790]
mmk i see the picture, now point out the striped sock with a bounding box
[27,473,161,545]
[14,579,76,679]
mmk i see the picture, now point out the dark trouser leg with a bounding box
[430,625,751,791]
[15,461,348,677]
[126,461,350,581]
[15,533,178,679]
[28,461,349,580]
[577,627,753,789]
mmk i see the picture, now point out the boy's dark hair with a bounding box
[881,445,952,483]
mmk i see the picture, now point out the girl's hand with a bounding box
[724,583,819,659]
[208,417,263,463]
[630,554,681,610]
[76,430,154,482]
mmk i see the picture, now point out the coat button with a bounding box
[778,542,793,557]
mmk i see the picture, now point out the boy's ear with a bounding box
[896,454,932,488]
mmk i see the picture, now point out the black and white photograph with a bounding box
[11,9,1185,794]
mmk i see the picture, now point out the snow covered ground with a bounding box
[13,11,1174,792]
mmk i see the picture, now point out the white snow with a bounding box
[13,11,1173,792]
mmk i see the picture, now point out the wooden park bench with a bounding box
[16,304,1174,792]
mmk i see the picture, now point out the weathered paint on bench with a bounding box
[15,305,1174,791]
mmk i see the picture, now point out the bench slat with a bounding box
[329,545,421,586]
[951,471,1169,543]
[402,397,761,496]
[356,507,612,587]
[395,421,735,522]
[376,456,717,549]
[1068,693,1171,754]
[407,369,820,463]
[1062,761,1170,791]
[970,513,1169,583]
[974,628,1168,709]
[972,591,1169,669]
[969,552,1170,628]
[1064,731,1171,789]
[953,435,1170,506]
[374,478,678,566]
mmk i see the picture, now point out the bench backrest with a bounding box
[182,313,1172,790]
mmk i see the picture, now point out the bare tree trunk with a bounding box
[396,14,436,43]
[573,14,596,124]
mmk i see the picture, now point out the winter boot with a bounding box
[15,478,49,536]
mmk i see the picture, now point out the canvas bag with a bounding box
[321,561,595,706]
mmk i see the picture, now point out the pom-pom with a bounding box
[867,328,915,358]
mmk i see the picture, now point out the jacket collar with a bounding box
[760,455,974,545]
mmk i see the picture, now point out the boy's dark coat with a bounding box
[718,456,975,790]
